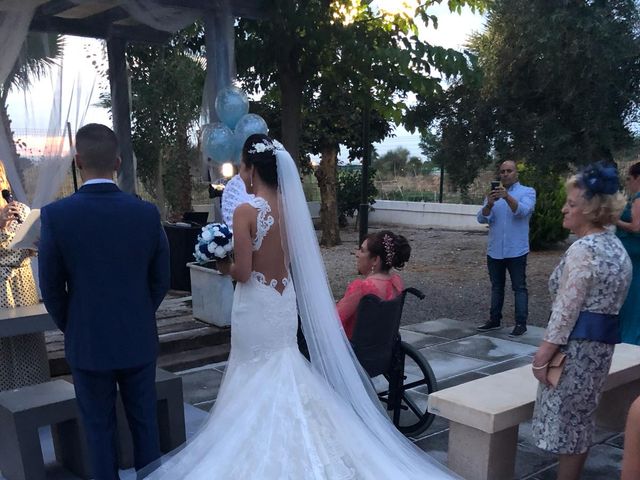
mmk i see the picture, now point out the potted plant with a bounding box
[188,223,234,327]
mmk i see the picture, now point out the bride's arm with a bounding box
[219,204,253,282]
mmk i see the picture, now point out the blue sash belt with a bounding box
[568,311,620,344]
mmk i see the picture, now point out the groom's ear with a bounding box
[114,157,122,172]
[74,154,83,170]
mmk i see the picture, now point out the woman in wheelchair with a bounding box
[337,230,411,339]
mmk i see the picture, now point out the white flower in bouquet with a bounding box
[201,229,214,242]
[194,222,233,264]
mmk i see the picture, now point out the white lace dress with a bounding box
[145,197,453,479]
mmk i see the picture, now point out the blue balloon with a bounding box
[232,113,269,164]
[201,122,234,165]
[215,87,249,129]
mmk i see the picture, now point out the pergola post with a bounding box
[107,36,136,194]
[203,1,236,222]
[204,0,236,123]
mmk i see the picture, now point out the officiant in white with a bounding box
[0,160,48,391]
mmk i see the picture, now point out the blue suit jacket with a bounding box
[38,183,170,371]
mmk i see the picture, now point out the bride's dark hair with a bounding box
[242,133,278,187]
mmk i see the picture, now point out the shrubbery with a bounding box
[337,168,378,227]
[518,164,569,250]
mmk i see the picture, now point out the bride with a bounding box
[143,134,458,479]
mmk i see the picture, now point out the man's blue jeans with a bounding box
[487,254,528,326]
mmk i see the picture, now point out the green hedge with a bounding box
[517,165,569,250]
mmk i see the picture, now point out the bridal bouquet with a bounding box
[194,223,233,264]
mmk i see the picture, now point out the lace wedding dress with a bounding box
[144,148,457,480]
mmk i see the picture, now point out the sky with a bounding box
[6,3,485,161]
[371,4,486,161]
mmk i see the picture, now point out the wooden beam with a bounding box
[231,0,268,19]
[30,14,109,38]
[30,14,170,43]
[149,0,268,19]
[35,0,268,20]
[84,7,133,29]
[35,0,75,17]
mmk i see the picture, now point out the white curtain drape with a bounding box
[0,0,39,203]
[0,0,236,207]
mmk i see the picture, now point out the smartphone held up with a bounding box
[490,181,502,191]
[1,189,22,223]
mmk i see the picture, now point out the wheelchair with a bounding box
[350,287,437,437]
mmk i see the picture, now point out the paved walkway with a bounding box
[176,318,623,480]
[5,319,623,479]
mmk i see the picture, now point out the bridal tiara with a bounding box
[248,139,284,154]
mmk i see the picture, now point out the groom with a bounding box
[38,123,170,479]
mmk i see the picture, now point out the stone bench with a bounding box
[116,368,187,469]
[427,343,640,480]
[0,304,56,337]
[0,369,186,479]
[0,380,90,480]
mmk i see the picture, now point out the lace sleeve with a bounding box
[336,278,365,325]
[544,242,594,345]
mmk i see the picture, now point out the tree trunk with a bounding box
[278,69,303,168]
[161,143,192,221]
[156,152,167,220]
[315,144,341,247]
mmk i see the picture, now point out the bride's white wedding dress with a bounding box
[144,148,457,480]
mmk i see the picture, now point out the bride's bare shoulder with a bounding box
[232,203,257,228]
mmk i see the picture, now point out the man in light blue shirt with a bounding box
[476,160,536,336]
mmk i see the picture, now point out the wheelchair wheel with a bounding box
[389,341,437,437]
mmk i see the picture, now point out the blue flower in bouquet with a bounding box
[194,223,233,264]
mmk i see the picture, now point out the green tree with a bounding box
[236,0,486,245]
[126,32,205,219]
[479,0,640,172]
[413,1,640,247]
[415,0,640,186]
[416,77,494,195]
[337,166,378,227]
[373,147,411,178]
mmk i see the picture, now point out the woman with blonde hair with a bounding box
[0,161,48,391]
[531,163,632,480]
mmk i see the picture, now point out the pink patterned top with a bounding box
[337,274,404,339]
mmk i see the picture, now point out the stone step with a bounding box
[158,324,230,356]
[48,294,231,376]
[49,330,231,377]
[157,344,231,373]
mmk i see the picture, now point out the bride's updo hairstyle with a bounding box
[242,133,278,187]
[365,230,411,272]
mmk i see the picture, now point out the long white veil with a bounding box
[276,146,459,478]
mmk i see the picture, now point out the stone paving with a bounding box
[175,318,624,480]
[3,318,624,479]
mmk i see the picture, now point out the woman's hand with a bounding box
[532,340,559,387]
[216,257,232,276]
[0,204,20,229]
[532,363,551,386]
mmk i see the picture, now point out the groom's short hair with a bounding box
[76,124,119,172]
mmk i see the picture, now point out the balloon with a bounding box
[215,86,249,129]
[232,113,269,164]
[201,122,234,165]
